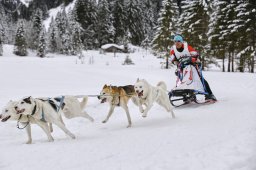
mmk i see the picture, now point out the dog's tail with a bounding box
[157,81,167,91]
[80,96,88,110]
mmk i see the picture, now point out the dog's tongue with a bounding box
[101,98,106,103]
[17,109,25,114]
[1,115,11,122]
[138,91,143,97]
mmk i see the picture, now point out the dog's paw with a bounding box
[142,114,147,118]
[48,138,54,142]
[26,140,32,144]
[140,109,144,113]
[126,124,132,128]
[90,117,94,122]
[71,135,76,139]
[102,120,107,123]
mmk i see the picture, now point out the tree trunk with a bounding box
[231,52,234,72]
[222,55,225,72]
[165,54,169,69]
[202,56,205,70]
[239,55,244,72]
[251,53,255,73]
[228,51,231,72]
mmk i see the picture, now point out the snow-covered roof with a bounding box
[101,44,124,50]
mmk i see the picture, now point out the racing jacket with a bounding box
[169,42,198,65]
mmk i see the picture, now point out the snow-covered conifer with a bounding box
[37,27,46,58]
[13,20,27,56]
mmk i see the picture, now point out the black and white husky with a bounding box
[1,100,54,144]
[1,95,94,144]
[134,79,175,118]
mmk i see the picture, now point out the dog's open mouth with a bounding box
[137,91,144,97]
[17,109,25,114]
[1,115,11,122]
[101,98,107,103]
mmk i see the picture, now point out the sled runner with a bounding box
[169,57,215,107]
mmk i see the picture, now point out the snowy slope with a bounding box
[0,45,256,170]
[20,0,32,7]
[43,0,77,30]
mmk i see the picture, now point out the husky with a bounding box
[13,96,94,142]
[134,79,175,118]
[98,84,140,128]
[0,96,94,144]
[53,95,94,122]
[0,100,54,144]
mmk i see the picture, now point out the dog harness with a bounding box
[54,96,65,112]
[30,101,46,122]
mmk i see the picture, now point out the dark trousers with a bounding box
[202,79,213,95]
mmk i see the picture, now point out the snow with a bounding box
[101,43,124,50]
[0,44,256,170]
[43,0,77,31]
[20,0,32,7]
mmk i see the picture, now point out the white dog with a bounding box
[0,96,94,144]
[53,95,94,122]
[0,100,54,144]
[134,79,175,118]
[13,96,94,142]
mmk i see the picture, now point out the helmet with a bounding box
[173,35,184,43]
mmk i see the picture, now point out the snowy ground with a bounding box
[0,45,256,170]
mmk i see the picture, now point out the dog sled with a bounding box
[168,57,214,107]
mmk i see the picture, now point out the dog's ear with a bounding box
[23,96,32,104]
[103,84,107,88]
[136,78,140,82]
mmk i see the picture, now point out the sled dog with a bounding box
[53,95,94,122]
[98,84,140,128]
[0,100,54,144]
[0,96,93,144]
[134,79,175,118]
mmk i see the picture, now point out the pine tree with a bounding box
[13,20,27,56]
[142,0,157,41]
[72,0,98,49]
[30,8,43,50]
[125,0,144,45]
[151,0,178,52]
[179,0,210,69]
[60,10,72,54]
[71,22,83,55]
[47,17,59,53]
[37,27,46,58]
[112,0,127,43]
[0,24,4,56]
[235,0,256,73]
[97,0,115,47]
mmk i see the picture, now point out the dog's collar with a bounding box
[16,114,30,129]
[31,103,37,115]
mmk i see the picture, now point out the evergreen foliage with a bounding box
[151,0,178,52]
[37,27,47,58]
[13,20,27,56]
[97,0,115,47]
[30,8,43,50]
[0,0,254,72]
[179,0,210,69]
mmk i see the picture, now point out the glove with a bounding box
[175,69,179,76]
[179,57,191,66]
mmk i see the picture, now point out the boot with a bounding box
[205,94,217,101]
